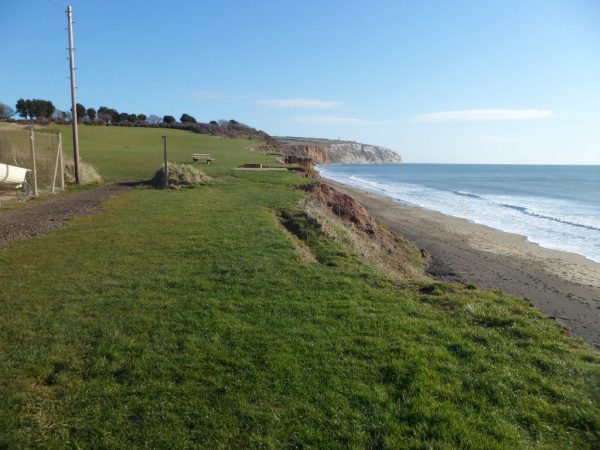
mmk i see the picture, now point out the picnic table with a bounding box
[191,153,215,164]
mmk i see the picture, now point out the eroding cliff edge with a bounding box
[276,137,402,164]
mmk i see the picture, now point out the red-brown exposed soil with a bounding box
[298,182,374,234]
[284,156,321,179]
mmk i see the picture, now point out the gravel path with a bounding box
[0,182,136,250]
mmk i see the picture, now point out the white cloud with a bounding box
[258,98,343,109]
[192,91,259,100]
[293,116,396,125]
[415,109,554,123]
[292,115,366,125]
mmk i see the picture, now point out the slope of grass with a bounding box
[0,127,598,447]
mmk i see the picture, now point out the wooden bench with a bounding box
[191,153,215,164]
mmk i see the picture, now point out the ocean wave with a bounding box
[349,176,392,194]
[317,166,600,262]
[453,190,483,199]
[498,203,600,232]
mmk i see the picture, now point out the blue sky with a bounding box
[2,0,599,163]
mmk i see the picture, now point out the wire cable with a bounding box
[45,0,65,10]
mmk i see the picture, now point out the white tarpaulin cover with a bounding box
[0,163,29,187]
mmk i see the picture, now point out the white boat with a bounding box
[0,163,29,188]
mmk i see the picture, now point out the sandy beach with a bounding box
[327,179,600,350]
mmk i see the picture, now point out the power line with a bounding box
[45,0,65,10]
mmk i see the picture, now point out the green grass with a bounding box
[49,124,274,181]
[0,126,598,448]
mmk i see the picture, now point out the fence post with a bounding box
[163,135,168,189]
[51,132,61,194]
[58,132,65,190]
[30,129,38,197]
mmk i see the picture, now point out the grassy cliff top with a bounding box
[0,125,598,447]
[276,136,366,146]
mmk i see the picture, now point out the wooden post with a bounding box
[30,129,38,197]
[51,133,61,194]
[163,135,168,189]
[67,5,81,184]
[58,132,65,190]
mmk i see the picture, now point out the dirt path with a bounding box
[0,182,136,250]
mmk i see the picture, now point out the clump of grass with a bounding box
[419,282,456,295]
[64,161,103,184]
[151,163,211,189]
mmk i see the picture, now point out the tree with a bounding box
[180,113,197,124]
[137,114,147,122]
[75,103,86,122]
[209,120,218,126]
[87,108,97,121]
[16,99,55,119]
[97,106,116,124]
[30,99,55,119]
[114,112,129,123]
[28,100,40,119]
[39,100,56,118]
[15,99,29,119]
[0,102,15,121]
[52,109,67,122]
[147,114,161,125]
[162,115,176,124]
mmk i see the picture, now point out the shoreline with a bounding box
[326,178,600,350]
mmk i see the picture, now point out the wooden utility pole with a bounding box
[67,5,80,184]
[163,136,168,189]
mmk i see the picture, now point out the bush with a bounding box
[180,113,197,123]
[151,163,211,189]
[64,161,102,184]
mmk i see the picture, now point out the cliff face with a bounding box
[276,137,401,164]
[327,142,401,164]
[282,145,330,164]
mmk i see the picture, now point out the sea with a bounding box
[317,164,600,263]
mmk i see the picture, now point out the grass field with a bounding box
[49,124,275,181]
[0,125,599,447]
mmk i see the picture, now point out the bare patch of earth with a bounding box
[0,182,136,250]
